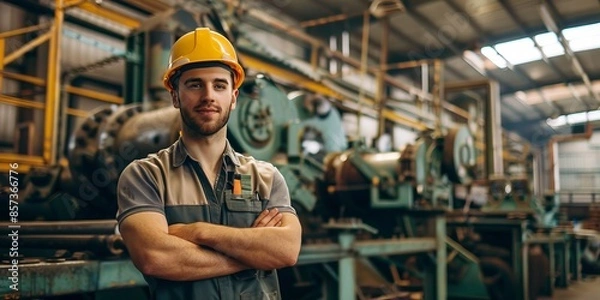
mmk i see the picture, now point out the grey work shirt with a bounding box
[117,138,295,300]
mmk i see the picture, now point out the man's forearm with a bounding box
[127,232,249,281]
[177,215,301,270]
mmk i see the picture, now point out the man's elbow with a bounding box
[131,251,170,277]
[280,237,301,267]
[282,252,299,267]
[271,249,300,269]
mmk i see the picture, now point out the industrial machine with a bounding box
[0,70,492,299]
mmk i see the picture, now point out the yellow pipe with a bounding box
[0,23,51,39]
[240,52,431,131]
[63,0,86,7]
[66,107,90,118]
[1,71,123,104]
[0,95,90,118]
[0,39,4,88]
[43,0,64,166]
[76,1,140,29]
[2,32,51,67]
[0,94,45,110]
[0,154,46,173]
[381,110,429,131]
[1,70,45,86]
[240,53,344,99]
[124,0,170,14]
[64,86,123,104]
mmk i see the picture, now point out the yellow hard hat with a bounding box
[163,28,245,91]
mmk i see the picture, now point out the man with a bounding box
[117,27,302,299]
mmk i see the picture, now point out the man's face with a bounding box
[172,67,238,137]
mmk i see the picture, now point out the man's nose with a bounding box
[201,87,216,101]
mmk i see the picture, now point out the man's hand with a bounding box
[252,208,283,228]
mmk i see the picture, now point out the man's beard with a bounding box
[180,102,232,138]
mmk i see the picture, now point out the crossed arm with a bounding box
[119,208,301,281]
[169,208,302,270]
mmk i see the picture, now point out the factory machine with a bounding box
[1,68,530,299]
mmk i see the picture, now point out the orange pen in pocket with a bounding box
[233,174,242,196]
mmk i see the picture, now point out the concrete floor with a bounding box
[551,276,600,300]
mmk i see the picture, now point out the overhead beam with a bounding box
[73,1,141,29]
[398,0,528,112]
[541,1,600,106]
[386,8,600,63]
[108,0,155,15]
[503,119,549,132]
[3,0,126,39]
[499,72,600,96]
[495,0,564,115]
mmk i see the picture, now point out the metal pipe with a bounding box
[0,220,117,235]
[357,10,371,138]
[0,39,4,87]
[487,81,504,178]
[376,17,389,137]
[243,6,433,102]
[2,31,51,66]
[433,60,444,132]
[0,23,51,39]
[1,234,125,256]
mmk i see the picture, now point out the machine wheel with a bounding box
[479,257,517,300]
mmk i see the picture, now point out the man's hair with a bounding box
[170,62,235,91]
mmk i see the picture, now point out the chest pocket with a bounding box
[224,190,266,228]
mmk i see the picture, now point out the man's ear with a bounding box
[171,90,180,108]
[231,89,239,110]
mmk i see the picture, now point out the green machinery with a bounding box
[3,73,506,299]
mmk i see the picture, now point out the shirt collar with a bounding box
[172,137,240,167]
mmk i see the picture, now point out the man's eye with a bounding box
[187,83,202,89]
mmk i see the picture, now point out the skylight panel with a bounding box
[534,32,558,46]
[589,110,600,122]
[567,111,588,124]
[563,23,600,40]
[541,44,565,57]
[481,46,507,68]
[563,23,600,52]
[480,22,600,67]
[534,32,564,58]
[569,38,600,52]
[547,110,600,128]
[547,115,567,127]
[494,38,542,65]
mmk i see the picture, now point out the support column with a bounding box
[435,214,447,300]
[338,231,356,300]
[43,0,65,165]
